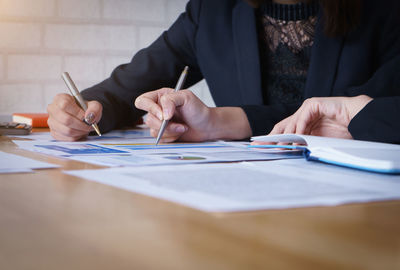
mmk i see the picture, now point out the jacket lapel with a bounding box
[232,0,263,105]
[304,11,345,98]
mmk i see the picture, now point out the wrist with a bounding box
[347,95,373,120]
[206,107,252,140]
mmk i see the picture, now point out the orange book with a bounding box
[12,113,49,128]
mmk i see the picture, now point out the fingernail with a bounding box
[176,125,186,133]
[84,112,95,125]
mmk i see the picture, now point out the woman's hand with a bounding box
[269,95,373,138]
[134,88,252,142]
[135,88,214,142]
[47,93,103,141]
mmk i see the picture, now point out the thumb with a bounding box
[84,101,103,125]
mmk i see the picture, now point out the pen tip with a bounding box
[92,124,102,137]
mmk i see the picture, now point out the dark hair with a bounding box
[246,0,362,37]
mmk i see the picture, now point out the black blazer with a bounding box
[82,0,400,143]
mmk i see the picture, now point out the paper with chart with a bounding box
[14,137,301,167]
[65,159,400,212]
[0,151,59,174]
[8,128,153,141]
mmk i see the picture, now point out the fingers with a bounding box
[160,90,200,121]
[137,88,193,121]
[135,88,174,121]
[149,128,180,143]
[138,89,209,142]
[283,120,297,135]
[159,94,180,121]
[47,93,102,141]
[269,98,320,136]
[145,113,187,142]
[47,109,91,139]
[53,94,85,120]
[136,89,194,143]
[50,128,87,142]
[84,101,103,125]
[269,117,290,135]
[293,98,323,135]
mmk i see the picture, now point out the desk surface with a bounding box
[0,134,399,270]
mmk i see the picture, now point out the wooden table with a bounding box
[0,134,399,270]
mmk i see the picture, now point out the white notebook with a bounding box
[251,134,400,174]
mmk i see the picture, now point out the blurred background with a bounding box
[0,0,213,117]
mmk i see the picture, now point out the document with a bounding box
[65,159,400,212]
[12,129,300,167]
[0,151,59,174]
[8,129,152,141]
[13,140,130,156]
[251,134,400,174]
[14,139,299,166]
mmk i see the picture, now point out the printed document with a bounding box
[65,159,400,212]
[14,139,300,167]
[9,129,152,141]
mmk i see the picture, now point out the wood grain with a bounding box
[0,134,399,270]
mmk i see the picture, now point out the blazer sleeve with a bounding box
[81,0,204,133]
[349,97,400,144]
[348,3,400,144]
[348,55,400,144]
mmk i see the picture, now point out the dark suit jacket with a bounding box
[82,0,400,143]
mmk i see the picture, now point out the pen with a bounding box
[155,66,189,145]
[61,72,102,136]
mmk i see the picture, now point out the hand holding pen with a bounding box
[155,66,189,145]
[135,66,221,143]
[62,72,101,136]
[47,73,103,141]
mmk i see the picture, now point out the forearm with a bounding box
[207,107,252,140]
[82,0,204,132]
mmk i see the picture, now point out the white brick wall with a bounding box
[0,84,44,113]
[103,0,166,22]
[44,24,138,51]
[0,55,4,80]
[0,0,213,116]
[0,0,55,17]
[8,55,62,80]
[0,23,42,49]
[58,0,101,19]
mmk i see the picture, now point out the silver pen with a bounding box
[155,66,189,145]
[61,72,102,136]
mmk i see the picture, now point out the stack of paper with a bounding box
[65,159,400,212]
[13,131,301,167]
[11,130,400,212]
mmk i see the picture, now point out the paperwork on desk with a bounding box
[14,138,299,166]
[0,151,59,174]
[9,129,153,141]
[12,129,301,167]
[65,159,400,212]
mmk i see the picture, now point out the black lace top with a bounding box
[257,1,319,105]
